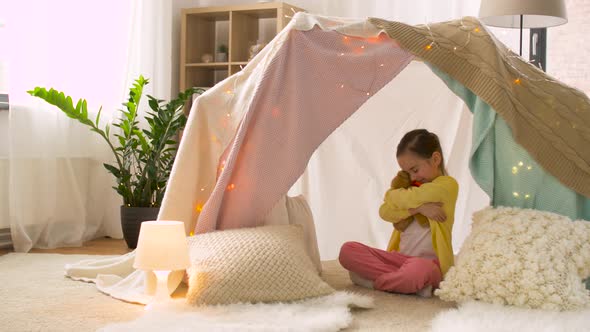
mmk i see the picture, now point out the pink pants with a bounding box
[338,241,442,294]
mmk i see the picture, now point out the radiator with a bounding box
[0,228,12,249]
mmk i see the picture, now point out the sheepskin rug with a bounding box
[431,301,590,332]
[99,292,373,332]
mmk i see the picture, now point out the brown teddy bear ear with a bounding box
[398,171,410,180]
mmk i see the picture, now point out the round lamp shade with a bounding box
[479,0,567,28]
[133,221,190,271]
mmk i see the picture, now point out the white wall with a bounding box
[548,0,590,96]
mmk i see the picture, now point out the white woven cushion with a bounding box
[186,224,334,305]
[436,207,590,311]
[262,195,322,274]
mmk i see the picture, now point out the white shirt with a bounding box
[398,218,437,259]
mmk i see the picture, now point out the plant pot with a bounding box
[215,52,227,62]
[120,206,160,249]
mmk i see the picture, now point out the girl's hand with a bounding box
[411,202,446,222]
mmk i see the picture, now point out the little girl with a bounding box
[339,129,458,297]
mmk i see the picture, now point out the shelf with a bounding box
[185,66,228,89]
[230,10,276,62]
[180,2,305,95]
[185,62,229,68]
[184,12,229,64]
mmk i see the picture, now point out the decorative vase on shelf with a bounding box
[201,53,213,63]
[248,41,266,61]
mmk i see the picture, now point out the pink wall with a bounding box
[2,0,132,112]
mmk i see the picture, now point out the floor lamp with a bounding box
[479,0,567,71]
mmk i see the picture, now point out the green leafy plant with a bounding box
[28,76,204,207]
[217,44,228,54]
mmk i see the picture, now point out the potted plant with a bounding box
[216,44,228,62]
[28,76,204,248]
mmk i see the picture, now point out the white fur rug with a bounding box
[431,301,590,332]
[100,292,373,332]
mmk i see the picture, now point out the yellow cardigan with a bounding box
[378,175,459,276]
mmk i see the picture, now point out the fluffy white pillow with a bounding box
[436,207,590,311]
[186,224,334,306]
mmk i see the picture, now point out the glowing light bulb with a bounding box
[380,63,384,67]
[189,231,194,236]
[512,166,518,174]
[340,84,344,88]
[525,194,530,199]
[227,183,236,191]
[339,53,344,56]
[513,192,520,197]
[200,187,205,191]
[514,78,521,85]
[453,46,457,51]
[196,204,203,212]
[424,43,433,51]
[225,90,232,94]
[474,27,480,32]
[366,92,370,96]
[360,45,365,49]
[518,161,524,166]
[527,166,532,170]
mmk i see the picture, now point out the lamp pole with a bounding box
[519,14,523,56]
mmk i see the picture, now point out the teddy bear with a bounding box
[390,170,429,232]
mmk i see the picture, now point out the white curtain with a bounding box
[125,0,174,102]
[3,0,174,252]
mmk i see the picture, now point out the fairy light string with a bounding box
[193,14,590,226]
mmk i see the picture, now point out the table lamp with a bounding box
[479,0,567,57]
[133,220,190,308]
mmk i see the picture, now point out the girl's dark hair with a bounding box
[396,129,446,175]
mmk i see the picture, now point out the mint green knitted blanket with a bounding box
[430,65,590,221]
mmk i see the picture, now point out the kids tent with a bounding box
[160,12,590,240]
[66,12,590,302]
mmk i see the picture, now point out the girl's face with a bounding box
[397,151,442,183]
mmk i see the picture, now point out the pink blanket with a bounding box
[196,27,414,234]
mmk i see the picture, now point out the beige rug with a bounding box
[0,253,455,331]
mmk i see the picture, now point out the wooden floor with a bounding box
[0,237,131,256]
